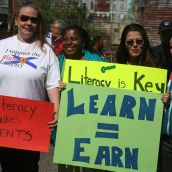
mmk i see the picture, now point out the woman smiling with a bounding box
[0,3,60,172]
[116,23,155,67]
[58,25,107,72]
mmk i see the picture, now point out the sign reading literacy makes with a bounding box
[54,83,163,172]
[0,95,53,152]
[62,59,167,93]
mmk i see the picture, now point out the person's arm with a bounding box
[47,87,60,129]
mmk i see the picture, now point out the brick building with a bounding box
[136,0,172,46]
[86,0,129,45]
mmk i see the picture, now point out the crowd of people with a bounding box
[0,1,172,172]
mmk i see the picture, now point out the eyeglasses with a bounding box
[19,15,38,24]
[126,39,144,46]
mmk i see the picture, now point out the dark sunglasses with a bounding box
[19,15,38,24]
[126,39,144,46]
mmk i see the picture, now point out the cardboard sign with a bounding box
[0,95,53,152]
[62,60,167,93]
[54,83,163,172]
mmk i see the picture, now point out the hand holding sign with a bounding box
[58,80,66,91]
[48,111,59,128]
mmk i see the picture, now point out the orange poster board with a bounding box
[0,95,53,152]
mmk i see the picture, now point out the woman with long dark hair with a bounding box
[116,23,155,67]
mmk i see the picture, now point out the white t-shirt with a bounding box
[46,32,52,45]
[0,35,60,101]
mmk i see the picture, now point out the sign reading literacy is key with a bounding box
[62,59,167,93]
[0,95,53,152]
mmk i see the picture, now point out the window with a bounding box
[113,4,116,10]
[91,0,94,10]
[0,0,8,5]
[120,4,124,10]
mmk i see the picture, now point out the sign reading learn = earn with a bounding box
[62,60,167,93]
[54,83,163,172]
[0,95,53,152]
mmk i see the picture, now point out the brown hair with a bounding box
[116,23,155,67]
[9,3,48,50]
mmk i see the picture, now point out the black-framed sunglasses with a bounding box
[19,15,39,24]
[126,39,144,46]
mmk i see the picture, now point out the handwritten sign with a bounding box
[62,60,167,93]
[54,83,163,172]
[0,95,53,152]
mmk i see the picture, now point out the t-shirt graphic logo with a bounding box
[1,54,38,69]
[13,55,37,69]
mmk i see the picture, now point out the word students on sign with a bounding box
[0,95,53,152]
[54,83,163,172]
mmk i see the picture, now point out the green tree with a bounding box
[15,0,107,39]
[31,0,53,24]
[31,0,88,27]
[15,0,88,27]
[53,0,88,26]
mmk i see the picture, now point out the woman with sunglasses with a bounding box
[116,23,155,67]
[0,3,60,172]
